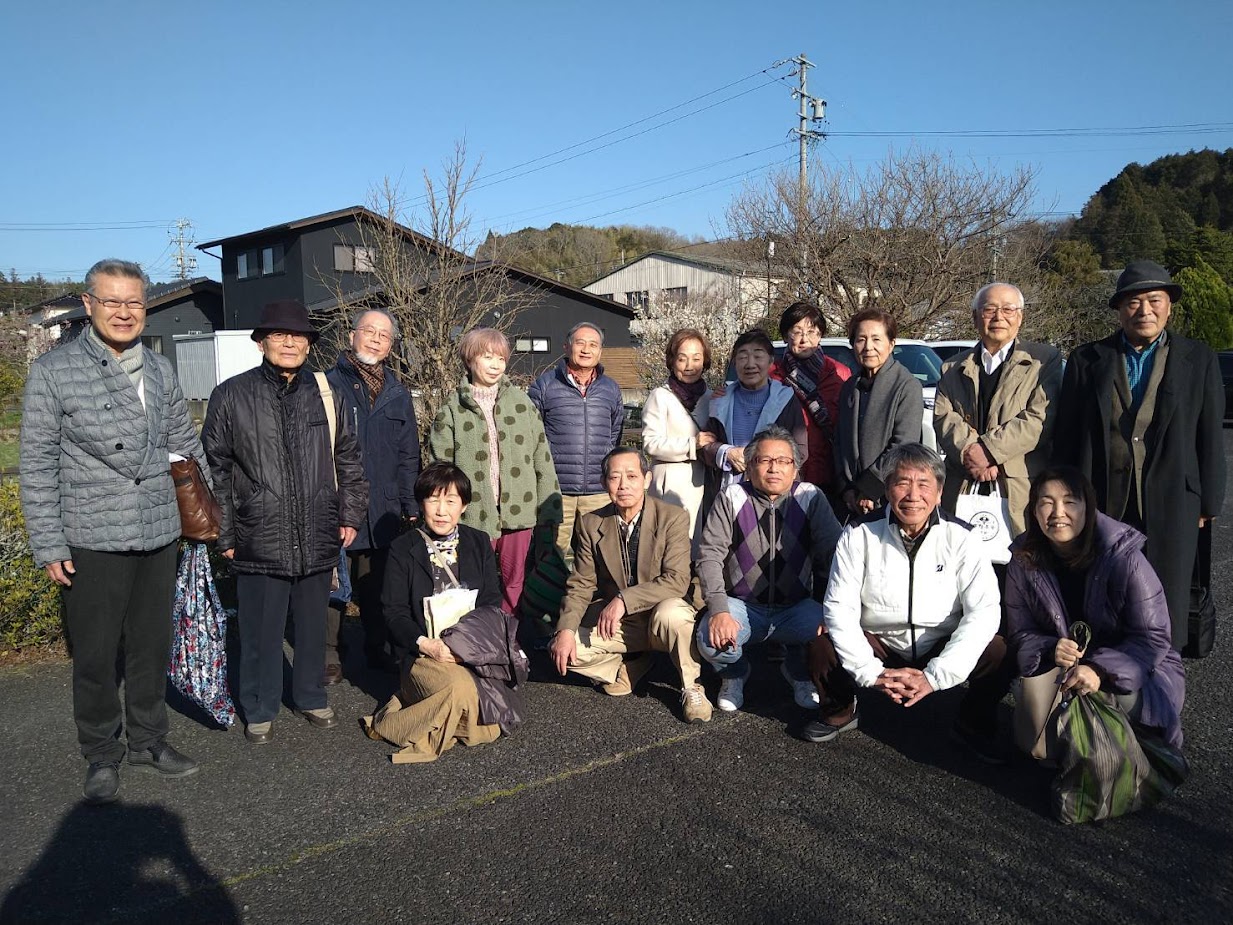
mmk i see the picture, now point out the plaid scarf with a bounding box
[349,351,386,406]
[780,349,837,436]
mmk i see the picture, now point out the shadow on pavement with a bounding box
[0,803,239,925]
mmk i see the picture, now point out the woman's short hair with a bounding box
[778,301,827,339]
[846,308,898,345]
[664,328,712,372]
[1016,466,1099,571]
[730,328,774,358]
[458,327,511,367]
[413,461,473,506]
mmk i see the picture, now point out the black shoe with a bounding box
[244,722,274,745]
[950,721,1009,765]
[128,742,200,778]
[801,707,859,743]
[83,761,120,804]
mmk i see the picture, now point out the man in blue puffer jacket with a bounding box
[529,322,624,557]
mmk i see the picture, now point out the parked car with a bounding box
[1220,351,1233,424]
[928,339,978,364]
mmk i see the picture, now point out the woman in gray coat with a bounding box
[835,308,923,517]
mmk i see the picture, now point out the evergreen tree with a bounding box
[1174,256,1233,350]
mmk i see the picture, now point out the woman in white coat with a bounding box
[641,329,714,549]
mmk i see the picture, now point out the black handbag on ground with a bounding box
[1182,523,1215,659]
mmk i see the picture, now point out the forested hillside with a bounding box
[477,223,702,288]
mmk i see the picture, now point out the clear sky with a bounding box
[2,0,1230,287]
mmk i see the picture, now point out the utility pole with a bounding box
[169,218,198,281]
[778,53,826,277]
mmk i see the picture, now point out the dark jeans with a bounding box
[62,543,178,763]
[325,548,390,665]
[810,630,1012,736]
[236,570,331,724]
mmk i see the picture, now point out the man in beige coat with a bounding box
[933,283,1064,536]
[548,447,710,723]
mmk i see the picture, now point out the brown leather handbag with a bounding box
[171,457,222,543]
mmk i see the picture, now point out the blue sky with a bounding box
[2,0,1230,287]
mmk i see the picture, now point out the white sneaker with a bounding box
[717,675,746,712]
[782,662,820,709]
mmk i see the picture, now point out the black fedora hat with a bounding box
[251,299,318,342]
[1109,260,1183,308]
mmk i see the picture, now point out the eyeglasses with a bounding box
[754,456,795,468]
[265,331,310,344]
[356,325,392,343]
[86,293,146,311]
[786,326,820,341]
[978,305,1022,318]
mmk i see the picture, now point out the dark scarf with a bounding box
[780,349,834,436]
[666,375,707,413]
[350,352,386,406]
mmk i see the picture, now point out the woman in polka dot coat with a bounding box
[428,328,563,615]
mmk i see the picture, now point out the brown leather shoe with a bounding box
[244,722,273,745]
[297,707,338,729]
[602,654,653,696]
[323,663,343,686]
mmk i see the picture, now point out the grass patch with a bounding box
[0,441,17,470]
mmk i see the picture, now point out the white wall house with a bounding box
[583,251,789,323]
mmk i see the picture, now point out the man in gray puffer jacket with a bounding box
[21,259,206,804]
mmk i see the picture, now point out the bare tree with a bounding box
[315,142,534,430]
[725,148,1047,338]
[629,284,765,391]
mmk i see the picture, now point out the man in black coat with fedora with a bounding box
[1053,260,1226,650]
[202,299,368,744]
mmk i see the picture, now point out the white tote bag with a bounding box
[955,482,1012,564]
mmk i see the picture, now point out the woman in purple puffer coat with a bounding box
[1005,466,1185,749]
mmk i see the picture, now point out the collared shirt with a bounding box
[1121,330,1167,408]
[567,365,597,395]
[980,340,1015,376]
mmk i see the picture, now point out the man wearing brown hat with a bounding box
[1053,260,1226,650]
[202,300,368,743]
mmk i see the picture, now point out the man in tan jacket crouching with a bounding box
[549,446,710,723]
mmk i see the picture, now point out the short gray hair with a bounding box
[601,446,650,479]
[743,425,802,471]
[971,282,1024,314]
[566,322,604,347]
[883,443,946,490]
[85,259,148,293]
[351,307,400,340]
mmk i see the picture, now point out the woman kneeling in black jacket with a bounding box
[363,462,528,762]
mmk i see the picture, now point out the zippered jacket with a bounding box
[528,359,623,495]
[326,354,420,550]
[697,478,842,616]
[822,509,1000,692]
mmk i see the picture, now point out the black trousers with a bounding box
[62,543,178,763]
[235,570,331,724]
[325,547,390,664]
[811,630,1013,736]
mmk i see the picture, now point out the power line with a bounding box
[825,122,1233,139]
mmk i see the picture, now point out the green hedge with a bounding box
[0,481,63,650]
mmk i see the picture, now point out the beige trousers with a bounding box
[362,658,500,764]
[557,493,611,559]
[569,597,703,689]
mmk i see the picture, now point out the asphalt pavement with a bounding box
[2,435,1232,925]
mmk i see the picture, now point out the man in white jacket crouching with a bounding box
[807,443,1011,762]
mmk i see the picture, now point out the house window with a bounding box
[625,290,649,309]
[600,293,615,301]
[261,244,284,276]
[514,336,551,354]
[141,335,164,355]
[237,244,283,280]
[334,244,376,273]
[663,286,688,303]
